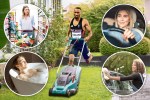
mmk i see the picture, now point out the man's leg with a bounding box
[82,43,93,63]
[68,46,78,66]
[87,52,93,63]
[68,54,75,66]
[68,39,79,66]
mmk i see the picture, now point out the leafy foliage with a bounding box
[82,4,108,52]
[99,37,150,55]
[104,52,138,75]
[38,13,67,66]
[99,37,121,55]
[145,26,150,39]
[127,37,150,55]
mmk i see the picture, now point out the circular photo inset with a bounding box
[102,51,146,96]
[4,52,48,96]
[4,4,49,48]
[102,4,146,48]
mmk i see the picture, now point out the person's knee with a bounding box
[69,54,74,61]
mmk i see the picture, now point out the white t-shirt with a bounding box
[20,16,35,30]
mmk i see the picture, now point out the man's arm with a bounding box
[66,18,72,41]
[67,27,71,37]
[84,19,92,41]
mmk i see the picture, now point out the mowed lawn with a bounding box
[0,66,112,100]
[146,67,150,74]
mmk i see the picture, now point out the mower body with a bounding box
[49,65,81,96]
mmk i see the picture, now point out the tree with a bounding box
[38,12,67,67]
[104,52,138,75]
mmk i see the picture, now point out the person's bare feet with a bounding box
[88,54,93,62]
[86,54,93,64]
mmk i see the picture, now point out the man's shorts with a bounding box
[69,39,90,60]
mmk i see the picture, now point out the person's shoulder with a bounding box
[82,18,88,23]
[131,73,140,77]
[131,28,142,33]
[82,18,90,26]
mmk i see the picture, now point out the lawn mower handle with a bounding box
[56,38,86,77]
[69,38,86,66]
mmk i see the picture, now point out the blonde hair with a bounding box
[115,8,136,29]
[22,6,30,18]
[133,59,145,74]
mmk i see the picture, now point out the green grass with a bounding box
[91,52,103,56]
[146,67,150,74]
[0,66,112,100]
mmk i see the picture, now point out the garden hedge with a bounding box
[99,37,150,55]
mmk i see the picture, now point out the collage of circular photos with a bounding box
[0,2,148,98]
[2,4,49,96]
[101,4,147,96]
[4,4,49,48]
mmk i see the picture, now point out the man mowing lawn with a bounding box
[66,7,93,66]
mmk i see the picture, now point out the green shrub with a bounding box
[99,37,150,55]
[127,37,150,55]
[87,31,101,52]
[83,4,113,52]
[104,52,138,75]
[38,13,67,67]
[145,26,150,39]
[99,37,121,55]
[0,58,7,63]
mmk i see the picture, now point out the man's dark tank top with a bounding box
[70,18,85,38]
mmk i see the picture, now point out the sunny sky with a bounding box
[62,0,93,8]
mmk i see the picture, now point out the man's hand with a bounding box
[84,36,90,42]
[66,36,69,42]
